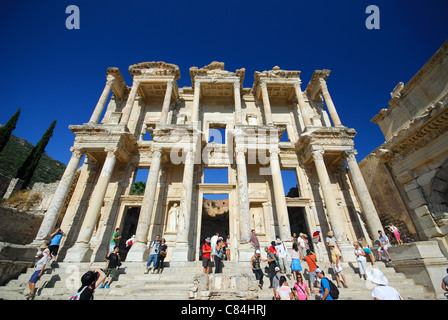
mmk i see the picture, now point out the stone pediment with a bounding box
[129,61,181,80]
[189,61,245,85]
[253,66,301,82]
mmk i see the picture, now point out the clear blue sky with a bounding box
[1,0,447,195]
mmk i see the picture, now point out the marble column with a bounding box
[31,147,84,246]
[89,79,114,124]
[260,81,273,125]
[126,147,163,262]
[269,148,291,241]
[160,80,174,124]
[171,147,195,261]
[236,147,250,242]
[345,149,385,240]
[191,80,201,129]
[64,148,118,262]
[319,79,342,126]
[234,81,243,124]
[311,150,346,241]
[293,82,311,126]
[120,80,140,126]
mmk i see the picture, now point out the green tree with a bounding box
[0,108,21,153]
[131,181,146,195]
[16,120,56,189]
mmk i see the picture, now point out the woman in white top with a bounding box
[367,268,403,300]
[353,242,367,280]
[275,276,294,300]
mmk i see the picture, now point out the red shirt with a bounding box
[202,243,211,258]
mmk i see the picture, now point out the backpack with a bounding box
[323,277,339,300]
[69,286,89,300]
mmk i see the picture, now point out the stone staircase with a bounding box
[0,258,437,300]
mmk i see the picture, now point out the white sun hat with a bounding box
[366,268,388,286]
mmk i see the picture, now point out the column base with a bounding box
[64,243,92,262]
[338,241,357,262]
[170,242,191,262]
[125,242,149,262]
[238,243,257,262]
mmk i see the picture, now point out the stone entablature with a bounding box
[30,61,383,266]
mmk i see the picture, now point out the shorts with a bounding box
[105,267,118,279]
[362,247,372,255]
[202,257,211,268]
[378,244,390,253]
[29,270,41,283]
[48,245,59,256]
[393,232,401,240]
[309,271,317,284]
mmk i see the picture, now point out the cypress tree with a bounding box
[16,120,57,189]
[0,108,21,153]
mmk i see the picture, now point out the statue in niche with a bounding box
[166,203,179,232]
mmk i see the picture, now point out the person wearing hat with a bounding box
[250,249,266,289]
[367,268,403,300]
[202,237,212,274]
[275,237,289,275]
[297,233,307,259]
[315,267,333,300]
[272,266,284,298]
[26,244,53,300]
[329,243,348,288]
[312,227,324,262]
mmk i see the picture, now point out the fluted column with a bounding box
[270,148,291,241]
[89,79,114,124]
[31,147,84,246]
[126,147,163,261]
[319,79,342,126]
[120,80,140,126]
[64,148,118,262]
[345,149,384,240]
[171,147,195,261]
[260,81,273,125]
[234,81,243,124]
[294,81,311,126]
[160,80,174,124]
[312,150,345,241]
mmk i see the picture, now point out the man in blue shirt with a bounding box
[48,227,66,259]
[316,268,333,300]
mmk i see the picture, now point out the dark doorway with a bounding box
[120,206,140,261]
[199,194,230,259]
[288,206,310,238]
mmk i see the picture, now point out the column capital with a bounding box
[70,147,85,158]
[151,146,164,157]
[311,149,325,161]
[233,80,241,89]
[344,149,358,161]
[293,81,303,89]
[260,81,268,89]
[269,148,281,159]
[318,78,329,92]
[105,147,119,158]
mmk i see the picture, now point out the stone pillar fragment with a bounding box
[236,148,251,243]
[345,149,384,241]
[89,79,114,124]
[312,150,345,241]
[120,80,140,126]
[64,148,118,262]
[234,81,243,124]
[269,149,291,241]
[319,79,342,126]
[294,82,311,126]
[260,81,273,125]
[126,148,163,262]
[31,147,84,246]
[171,147,195,261]
[191,80,201,128]
[160,80,174,124]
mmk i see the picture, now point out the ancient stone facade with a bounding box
[359,40,448,257]
[31,61,384,263]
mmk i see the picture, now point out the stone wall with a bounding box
[0,206,43,245]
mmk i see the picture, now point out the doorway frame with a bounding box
[195,183,235,261]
